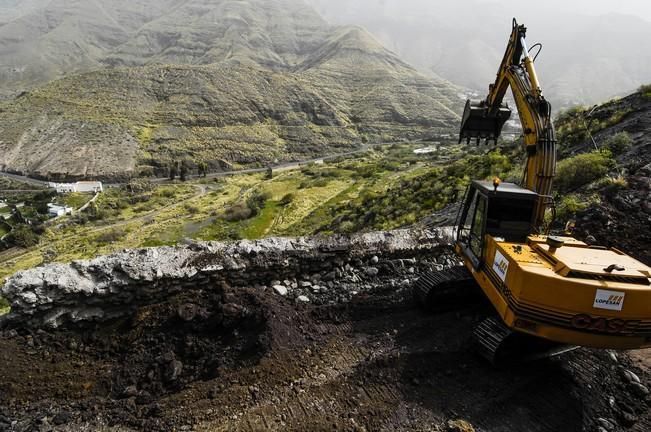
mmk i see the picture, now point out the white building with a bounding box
[47,203,73,217]
[49,181,103,194]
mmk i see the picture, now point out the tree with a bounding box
[179,161,188,182]
[169,162,178,180]
[246,191,270,216]
[6,225,39,248]
[265,166,273,180]
[198,161,208,178]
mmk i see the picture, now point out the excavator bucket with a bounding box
[459,99,512,144]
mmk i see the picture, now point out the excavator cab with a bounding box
[456,180,537,269]
[459,100,512,144]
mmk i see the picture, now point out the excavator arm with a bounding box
[459,18,556,229]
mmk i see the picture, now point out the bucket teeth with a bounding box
[459,99,512,145]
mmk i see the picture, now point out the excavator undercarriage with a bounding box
[414,264,578,365]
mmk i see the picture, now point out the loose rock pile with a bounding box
[1,228,457,329]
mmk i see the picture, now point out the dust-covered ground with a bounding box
[1,278,650,432]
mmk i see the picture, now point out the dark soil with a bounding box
[1,279,650,432]
[575,166,651,266]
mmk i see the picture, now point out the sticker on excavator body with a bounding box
[492,250,509,282]
[593,289,625,311]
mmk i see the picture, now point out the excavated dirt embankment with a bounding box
[0,229,650,432]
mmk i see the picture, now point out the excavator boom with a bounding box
[459,18,556,230]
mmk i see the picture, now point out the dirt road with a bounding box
[1,279,649,432]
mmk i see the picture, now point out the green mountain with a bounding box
[0,0,461,180]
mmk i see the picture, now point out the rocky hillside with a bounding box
[555,86,651,264]
[0,0,331,95]
[0,0,461,181]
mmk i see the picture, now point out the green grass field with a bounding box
[0,142,521,283]
[60,192,94,209]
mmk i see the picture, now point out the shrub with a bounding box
[604,132,633,155]
[353,166,377,179]
[125,179,155,193]
[87,201,107,221]
[312,178,330,188]
[224,203,253,222]
[74,213,89,225]
[279,193,295,206]
[555,106,589,150]
[246,191,271,216]
[6,225,39,248]
[639,83,651,99]
[338,220,356,234]
[0,296,9,315]
[95,228,126,244]
[184,203,200,214]
[31,224,46,235]
[556,195,589,220]
[127,194,151,205]
[380,161,401,172]
[225,228,242,240]
[600,175,629,198]
[158,189,176,198]
[554,151,615,193]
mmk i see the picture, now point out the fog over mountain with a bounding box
[308,0,651,108]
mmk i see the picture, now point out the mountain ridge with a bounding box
[0,1,462,180]
[307,0,651,109]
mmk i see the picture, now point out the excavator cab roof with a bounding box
[472,180,538,199]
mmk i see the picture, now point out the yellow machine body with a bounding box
[457,235,651,349]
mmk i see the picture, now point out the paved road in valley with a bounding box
[0,172,49,187]
[1,140,434,187]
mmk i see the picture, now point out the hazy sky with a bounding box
[322,0,651,23]
[479,0,651,22]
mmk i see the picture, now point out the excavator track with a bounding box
[414,268,578,366]
[473,316,513,365]
[413,265,480,312]
[474,316,579,366]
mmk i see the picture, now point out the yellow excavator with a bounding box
[415,19,651,364]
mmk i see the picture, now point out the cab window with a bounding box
[470,195,486,256]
